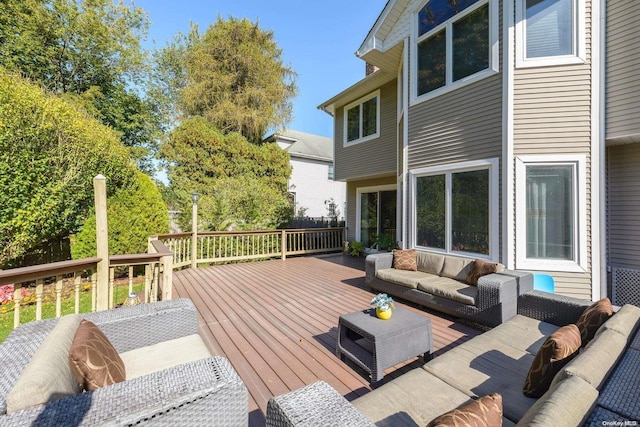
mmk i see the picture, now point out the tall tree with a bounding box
[152,18,298,143]
[0,0,160,172]
[162,117,292,230]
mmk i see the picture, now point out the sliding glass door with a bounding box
[359,189,397,248]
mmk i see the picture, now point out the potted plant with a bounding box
[373,233,399,251]
[370,293,395,320]
[349,241,365,257]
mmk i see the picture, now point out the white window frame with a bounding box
[515,155,587,272]
[410,158,499,260]
[343,90,380,146]
[515,0,585,68]
[410,0,499,106]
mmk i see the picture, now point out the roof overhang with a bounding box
[317,69,397,116]
[356,0,410,72]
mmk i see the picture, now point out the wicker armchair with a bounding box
[0,299,248,426]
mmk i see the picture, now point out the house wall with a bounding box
[606,1,640,143]
[512,1,594,299]
[289,157,346,218]
[345,176,397,242]
[607,143,640,270]
[334,80,398,181]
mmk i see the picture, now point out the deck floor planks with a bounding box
[173,254,481,426]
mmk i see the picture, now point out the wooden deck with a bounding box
[173,254,482,426]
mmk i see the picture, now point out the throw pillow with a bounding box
[393,249,417,271]
[69,319,126,391]
[523,324,581,398]
[427,393,503,427]
[575,298,613,346]
[466,259,498,286]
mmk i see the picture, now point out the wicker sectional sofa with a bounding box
[366,251,533,326]
[266,291,640,426]
[0,299,248,426]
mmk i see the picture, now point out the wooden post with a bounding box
[161,254,173,300]
[281,230,287,260]
[191,192,198,269]
[94,174,109,311]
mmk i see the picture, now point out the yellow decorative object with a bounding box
[376,307,392,320]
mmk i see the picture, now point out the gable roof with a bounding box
[357,0,409,72]
[264,129,334,162]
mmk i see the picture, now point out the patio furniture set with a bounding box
[1,250,639,426]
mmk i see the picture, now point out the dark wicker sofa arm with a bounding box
[0,357,248,427]
[475,271,521,311]
[518,290,592,326]
[365,253,393,285]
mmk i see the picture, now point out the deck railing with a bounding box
[1,243,174,329]
[152,228,345,268]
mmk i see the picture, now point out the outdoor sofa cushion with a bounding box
[120,333,211,379]
[69,319,126,391]
[376,268,432,289]
[416,251,445,275]
[6,314,82,413]
[575,298,613,345]
[480,314,559,355]
[393,249,417,271]
[522,324,581,398]
[417,277,478,306]
[427,393,503,427]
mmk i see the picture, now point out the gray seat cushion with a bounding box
[516,376,598,426]
[376,268,437,290]
[417,277,477,305]
[482,315,559,355]
[423,333,537,422]
[352,369,474,427]
[416,252,445,275]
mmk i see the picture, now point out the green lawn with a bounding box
[0,283,144,343]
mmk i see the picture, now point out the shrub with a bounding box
[71,171,169,258]
[0,70,134,266]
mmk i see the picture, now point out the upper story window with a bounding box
[516,0,585,67]
[343,90,380,146]
[413,0,498,103]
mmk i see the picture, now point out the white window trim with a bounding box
[410,158,499,261]
[515,0,585,68]
[515,155,587,272]
[355,184,397,244]
[410,0,499,106]
[343,90,380,147]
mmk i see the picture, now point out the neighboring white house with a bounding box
[264,130,346,219]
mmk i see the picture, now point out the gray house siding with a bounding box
[607,143,640,270]
[334,80,398,181]
[512,1,593,299]
[407,74,503,169]
[606,1,640,143]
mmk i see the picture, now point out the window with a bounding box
[343,90,380,145]
[414,0,497,101]
[356,186,397,249]
[328,164,335,181]
[412,159,498,258]
[515,156,586,271]
[516,0,584,67]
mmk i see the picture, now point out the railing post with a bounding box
[161,254,173,300]
[191,192,198,269]
[94,174,109,311]
[281,230,287,260]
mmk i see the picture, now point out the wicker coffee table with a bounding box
[336,306,433,384]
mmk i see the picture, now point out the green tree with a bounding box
[162,117,292,230]
[151,17,298,143]
[0,70,135,266]
[71,171,170,259]
[0,0,160,171]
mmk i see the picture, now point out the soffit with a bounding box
[317,70,397,116]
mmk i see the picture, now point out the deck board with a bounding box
[173,254,482,426]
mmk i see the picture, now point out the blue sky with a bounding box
[134,0,389,138]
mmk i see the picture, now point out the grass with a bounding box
[0,282,145,343]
